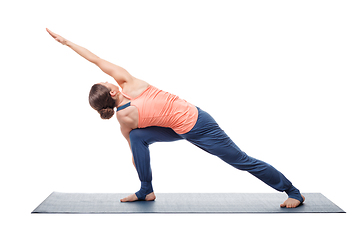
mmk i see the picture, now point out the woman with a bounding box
[46,29,304,208]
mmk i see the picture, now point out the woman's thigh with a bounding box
[181,108,244,162]
[130,126,184,145]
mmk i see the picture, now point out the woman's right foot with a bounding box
[280,194,305,208]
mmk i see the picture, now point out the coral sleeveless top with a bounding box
[120,85,198,134]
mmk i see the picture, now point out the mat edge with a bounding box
[31,191,56,214]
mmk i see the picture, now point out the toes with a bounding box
[281,198,302,208]
[120,194,138,202]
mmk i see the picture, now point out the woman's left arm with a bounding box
[46,28,133,87]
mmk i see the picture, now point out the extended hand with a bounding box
[46,28,67,45]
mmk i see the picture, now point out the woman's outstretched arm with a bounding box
[46,28,132,87]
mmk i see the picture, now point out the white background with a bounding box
[1,0,359,239]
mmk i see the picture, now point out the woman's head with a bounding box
[89,82,119,119]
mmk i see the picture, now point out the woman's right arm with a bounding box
[121,126,136,168]
[46,28,133,87]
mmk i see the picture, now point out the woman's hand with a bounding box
[46,28,67,45]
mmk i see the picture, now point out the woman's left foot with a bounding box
[120,192,156,202]
[280,194,305,208]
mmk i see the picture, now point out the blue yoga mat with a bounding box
[32,192,345,214]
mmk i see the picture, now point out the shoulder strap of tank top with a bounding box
[121,91,132,99]
[116,102,131,112]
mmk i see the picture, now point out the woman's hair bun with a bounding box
[98,107,115,119]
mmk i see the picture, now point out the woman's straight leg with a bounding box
[181,108,303,202]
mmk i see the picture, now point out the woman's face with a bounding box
[100,82,119,92]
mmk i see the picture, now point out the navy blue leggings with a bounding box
[130,107,302,202]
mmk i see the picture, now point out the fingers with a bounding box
[46,28,66,45]
[46,28,54,37]
[46,28,58,39]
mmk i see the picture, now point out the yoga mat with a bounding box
[32,192,345,214]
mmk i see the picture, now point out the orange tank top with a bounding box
[122,85,198,134]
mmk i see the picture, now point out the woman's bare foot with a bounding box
[145,192,156,201]
[280,194,305,208]
[120,193,138,202]
[120,192,156,202]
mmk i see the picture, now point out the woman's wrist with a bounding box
[63,39,71,47]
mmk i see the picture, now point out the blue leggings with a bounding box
[130,107,302,202]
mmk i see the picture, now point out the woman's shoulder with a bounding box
[122,78,152,99]
[116,105,138,128]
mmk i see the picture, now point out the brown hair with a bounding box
[89,84,115,119]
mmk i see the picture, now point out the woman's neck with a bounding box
[115,93,130,108]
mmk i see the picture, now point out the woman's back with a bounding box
[130,85,198,134]
[117,85,198,134]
